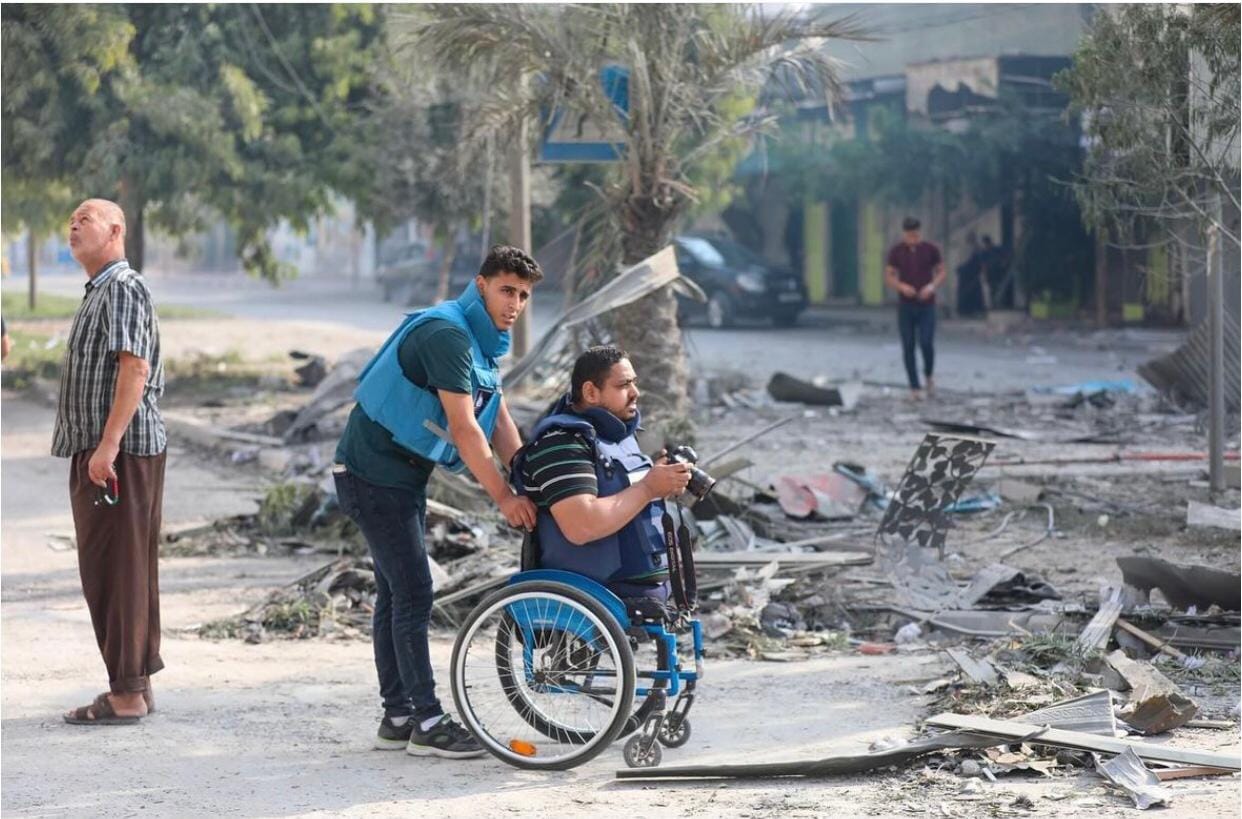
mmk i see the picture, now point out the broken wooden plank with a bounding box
[1151,765,1237,781]
[923,714,1239,770]
[1184,719,1235,730]
[1075,591,1123,653]
[1115,618,1191,664]
[163,410,284,449]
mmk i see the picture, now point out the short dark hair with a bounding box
[478,244,543,283]
[902,217,921,231]
[571,345,628,403]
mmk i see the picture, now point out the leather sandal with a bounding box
[64,693,142,726]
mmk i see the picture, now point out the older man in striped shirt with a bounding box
[56,199,166,726]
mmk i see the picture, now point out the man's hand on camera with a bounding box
[641,461,692,500]
[499,494,536,530]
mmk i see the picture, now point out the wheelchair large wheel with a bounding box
[451,581,636,770]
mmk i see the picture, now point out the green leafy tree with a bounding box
[351,16,506,303]
[1057,4,1240,252]
[1,4,133,303]
[409,4,866,424]
[2,4,383,281]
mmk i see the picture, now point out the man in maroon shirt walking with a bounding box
[884,217,946,400]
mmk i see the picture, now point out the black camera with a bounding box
[666,445,717,501]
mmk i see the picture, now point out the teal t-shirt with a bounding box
[335,319,473,494]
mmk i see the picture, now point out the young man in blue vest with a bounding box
[513,346,692,606]
[334,245,541,758]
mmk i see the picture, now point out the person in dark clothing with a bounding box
[884,217,945,400]
[955,232,986,317]
[979,235,1012,310]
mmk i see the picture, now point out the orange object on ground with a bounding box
[509,739,537,756]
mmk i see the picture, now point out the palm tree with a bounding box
[407,4,866,427]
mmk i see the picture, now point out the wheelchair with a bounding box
[449,515,703,771]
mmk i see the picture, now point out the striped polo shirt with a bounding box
[519,428,598,505]
[52,259,166,457]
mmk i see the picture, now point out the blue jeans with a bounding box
[333,469,443,722]
[898,302,936,390]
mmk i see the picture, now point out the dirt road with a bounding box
[0,390,956,818]
[3,297,1238,817]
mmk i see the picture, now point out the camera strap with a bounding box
[676,509,698,609]
[661,509,690,611]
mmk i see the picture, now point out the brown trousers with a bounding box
[69,449,167,693]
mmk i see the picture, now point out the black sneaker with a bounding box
[374,715,415,750]
[406,714,486,759]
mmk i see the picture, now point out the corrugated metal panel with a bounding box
[1138,312,1241,410]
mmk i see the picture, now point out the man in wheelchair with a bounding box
[511,346,693,624]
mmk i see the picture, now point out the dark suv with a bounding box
[673,234,807,328]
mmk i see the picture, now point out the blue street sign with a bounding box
[538,65,629,163]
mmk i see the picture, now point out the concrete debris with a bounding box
[997,478,1044,504]
[288,350,328,388]
[766,372,862,409]
[1185,500,1242,531]
[1116,556,1242,611]
[281,348,375,443]
[944,647,999,685]
[894,622,923,644]
[1104,649,1199,734]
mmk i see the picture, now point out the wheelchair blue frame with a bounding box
[506,570,703,697]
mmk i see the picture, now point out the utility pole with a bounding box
[1207,192,1225,492]
[508,109,532,359]
[27,229,38,310]
[480,135,493,264]
[1094,230,1108,328]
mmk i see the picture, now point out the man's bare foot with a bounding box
[909,388,924,402]
[925,377,936,394]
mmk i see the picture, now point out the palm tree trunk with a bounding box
[610,204,691,432]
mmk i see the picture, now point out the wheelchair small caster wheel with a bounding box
[657,715,691,748]
[623,734,663,768]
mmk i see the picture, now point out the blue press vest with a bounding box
[353,282,507,474]
[514,398,667,585]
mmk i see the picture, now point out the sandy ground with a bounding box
[3,289,1240,817]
